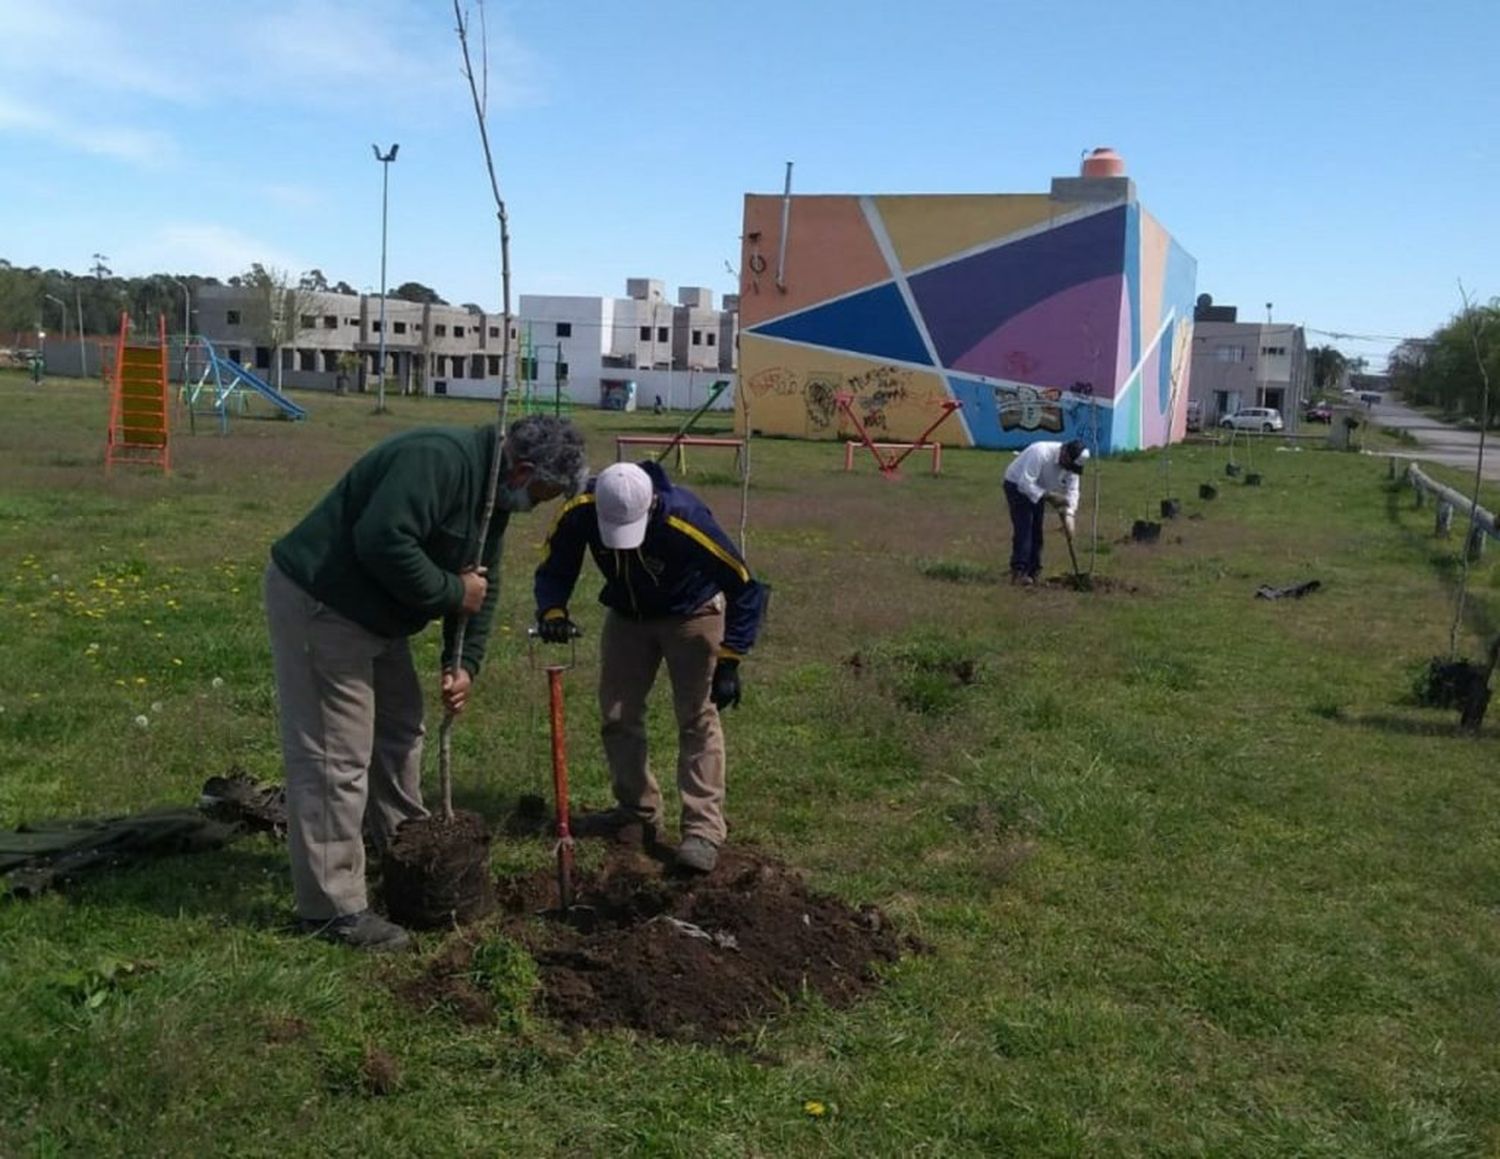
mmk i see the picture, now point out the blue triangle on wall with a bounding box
[750,282,932,366]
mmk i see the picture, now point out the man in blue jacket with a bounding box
[534,460,765,873]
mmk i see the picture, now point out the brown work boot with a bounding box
[572,807,664,848]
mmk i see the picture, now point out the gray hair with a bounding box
[504,414,588,495]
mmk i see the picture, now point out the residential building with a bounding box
[518,278,738,411]
[193,284,515,398]
[736,147,1197,451]
[1187,294,1310,427]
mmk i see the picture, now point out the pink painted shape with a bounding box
[952,275,1124,394]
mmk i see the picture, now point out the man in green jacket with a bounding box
[265,415,586,951]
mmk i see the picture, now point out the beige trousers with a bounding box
[264,561,428,919]
[599,597,727,844]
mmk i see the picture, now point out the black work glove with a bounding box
[536,611,577,644]
[710,658,742,710]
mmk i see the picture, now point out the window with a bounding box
[489,326,500,338]
[299,314,315,329]
[226,310,241,325]
[254,347,271,369]
[657,326,668,343]
[434,324,447,337]
[521,356,539,380]
[639,325,651,341]
[706,332,716,346]
[299,349,316,371]
[1212,346,1245,363]
[322,351,339,372]
[453,325,465,338]
[346,317,359,326]
[451,356,464,378]
[393,321,407,335]
[470,355,484,378]
[558,361,568,381]
[323,315,338,329]
[371,321,382,333]
[414,324,423,333]
[556,322,572,338]
[281,349,294,370]
[487,355,500,375]
[228,348,242,364]
[692,330,702,346]
[1260,345,1286,357]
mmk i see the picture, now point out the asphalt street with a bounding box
[1355,393,1500,483]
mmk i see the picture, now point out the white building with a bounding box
[518,278,737,411]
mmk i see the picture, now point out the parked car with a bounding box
[1304,403,1333,423]
[1219,407,1284,432]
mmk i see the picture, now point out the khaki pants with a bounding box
[264,561,428,920]
[599,597,727,844]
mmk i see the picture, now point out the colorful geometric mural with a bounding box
[737,185,1197,453]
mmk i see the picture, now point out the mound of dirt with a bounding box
[401,845,919,1042]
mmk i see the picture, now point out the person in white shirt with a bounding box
[1001,438,1089,585]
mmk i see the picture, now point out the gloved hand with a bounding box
[1044,491,1068,509]
[710,658,742,710]
[536,610,578,644]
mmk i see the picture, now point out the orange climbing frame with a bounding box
[105,312,171,475]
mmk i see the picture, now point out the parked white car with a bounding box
[1220,407,1284,432]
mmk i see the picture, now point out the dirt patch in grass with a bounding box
[1040,574,1138,594]
[400,844,918,1042]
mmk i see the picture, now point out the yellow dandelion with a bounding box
[134,677,147,686]
[803,1101,827,1118]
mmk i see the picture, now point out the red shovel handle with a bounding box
[548,666,575,908]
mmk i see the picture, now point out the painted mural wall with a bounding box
[737,192,1197,453]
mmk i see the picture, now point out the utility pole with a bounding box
[372,142,400,413]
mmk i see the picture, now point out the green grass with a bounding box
[3,371,1500,1156]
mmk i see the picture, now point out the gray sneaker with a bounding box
[675,836,720,873]
[300,910,411,952]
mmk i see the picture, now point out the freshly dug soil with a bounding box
[402,844,919,1042]
[381,810,496,929]
[1041,574,1137,594]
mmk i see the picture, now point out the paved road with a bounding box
[1356,393,1500,483]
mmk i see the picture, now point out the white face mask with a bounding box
[501,484,536,513]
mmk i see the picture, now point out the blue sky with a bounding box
[1,0,1494,364]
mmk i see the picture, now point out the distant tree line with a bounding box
[0,257,450,344]
[1388,300,1499,426]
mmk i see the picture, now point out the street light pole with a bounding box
[169,277,191,386]
[44,294,67,341]
[372,142,400,413]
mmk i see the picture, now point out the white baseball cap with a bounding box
[595,462,654,549]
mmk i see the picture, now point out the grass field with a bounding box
[2,371,1499,1157]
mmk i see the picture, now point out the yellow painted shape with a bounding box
[737,333,966,445]
[873,194,1062,271]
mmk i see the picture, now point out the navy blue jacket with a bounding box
[534,460,765,657]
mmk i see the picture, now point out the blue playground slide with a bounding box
[189,337,308,421]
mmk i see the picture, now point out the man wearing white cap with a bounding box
[533,460,766,873]
[1002,438,1089,585]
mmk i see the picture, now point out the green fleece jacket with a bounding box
[270,424,508,676]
